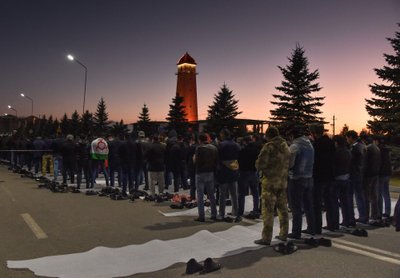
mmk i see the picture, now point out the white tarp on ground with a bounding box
[7,199,398,278]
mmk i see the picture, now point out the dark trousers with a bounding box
[336,179,353,227]
[313,180,331,234]
[364,176,380,220]
[288,178,315,236]
[90,160,109,188]
[325,181,339,230]
[122,167,134,193]
[351,178,367,222]
[62,160,75,184]
[77,161,90,189]
[189,169,196,200]
[135,163,149,189]
[238,170,260,216]
[109,163,122,187]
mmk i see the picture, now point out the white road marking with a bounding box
[332,238,400,259]
[1,184,16,202]
[21,213,48,239]
[333,243,400,266]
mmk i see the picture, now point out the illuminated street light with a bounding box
[7,105,18,117]
[20,92,34,116]
[67,53,87,114]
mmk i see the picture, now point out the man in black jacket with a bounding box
[194,133,219,222]
[363,134,381,223]
[60,134,77,186]
[346,130,367,224]
[309,123,335,233]
[332,135,353,227]
[377,137,392,218]
[108,134,123,188]
[119,134,139,195]
[76,135,90,189]
[238,136,260,218]
[146,135,166,197]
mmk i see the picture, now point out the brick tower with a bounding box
[176,52,198,122]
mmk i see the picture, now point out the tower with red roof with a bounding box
[176,52,198,122]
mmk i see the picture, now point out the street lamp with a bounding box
[67,54,88,114]
[7,105,18,117]
[20,92,34,116]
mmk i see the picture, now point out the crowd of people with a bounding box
[1,123,399,245]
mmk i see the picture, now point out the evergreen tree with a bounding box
[166,95,188,135]
[111,119,129,137]
[366,24,400,136]
[60,113,70,135]
[70,110,81,136]
[340,124,349,136]
[137,103,152,136]
[207,83,241,132]
[94,97,109,136]
[269,44,325,135]
[43,115,54,137]
[81,110,94,137]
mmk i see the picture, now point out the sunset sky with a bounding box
[1,0,399,133]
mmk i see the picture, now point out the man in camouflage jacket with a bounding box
[255,126,290,245]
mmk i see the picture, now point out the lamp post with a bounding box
[67,54,88,114]
[7,105,18,117]
[20,92,33,116]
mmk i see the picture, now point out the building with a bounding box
[176,52,198,122]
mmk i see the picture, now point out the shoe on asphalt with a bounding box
[254,239,271,246]
[224,217,234,223]
[274,235,287,241]
[317,238,332,247]
[274,242,287,254]
[304,237,319,247]
[186,258,203,274]
[200,258,221,274]
[287,233,301,239]
[285,241,298,255]
[194,217,205,222]
[210,216,217,221]
[234,216,242,223]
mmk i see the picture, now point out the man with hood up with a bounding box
[254,126,290,245]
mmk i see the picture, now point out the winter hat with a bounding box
[265,126,279,138]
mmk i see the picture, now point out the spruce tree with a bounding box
[111,119,129,137]
[43,115,54,137]
[366,24,400,136]
[81,110,94,137]
[94,97,109,136]
[137,103,152,136]
[70,110,81,136]
[166,95,188,135]
[269,44,325,135]
[60,113,70,135]
[207,83,241,132]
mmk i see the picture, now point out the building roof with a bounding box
[177,52,196,65]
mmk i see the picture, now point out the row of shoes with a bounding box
[186,258,221,275]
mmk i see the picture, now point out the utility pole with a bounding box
[331,115,336,136]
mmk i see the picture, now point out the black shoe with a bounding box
[285,241,298,255]
[287,233,301,239]
[200,258,221,274]
[254,239,271,245]
[274,235,287,241]
[194,217,205,222]
[304,237,319,247]
[210,216,217,221]
[318,238,332,247]
[301,229,314,235]
[234,216,242,223]
[186,258,203,274]
[224,217,234,223]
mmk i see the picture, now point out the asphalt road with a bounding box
[0,165,399,278]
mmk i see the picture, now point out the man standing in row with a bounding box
[194,133,218,222]
[254,127,290,245]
